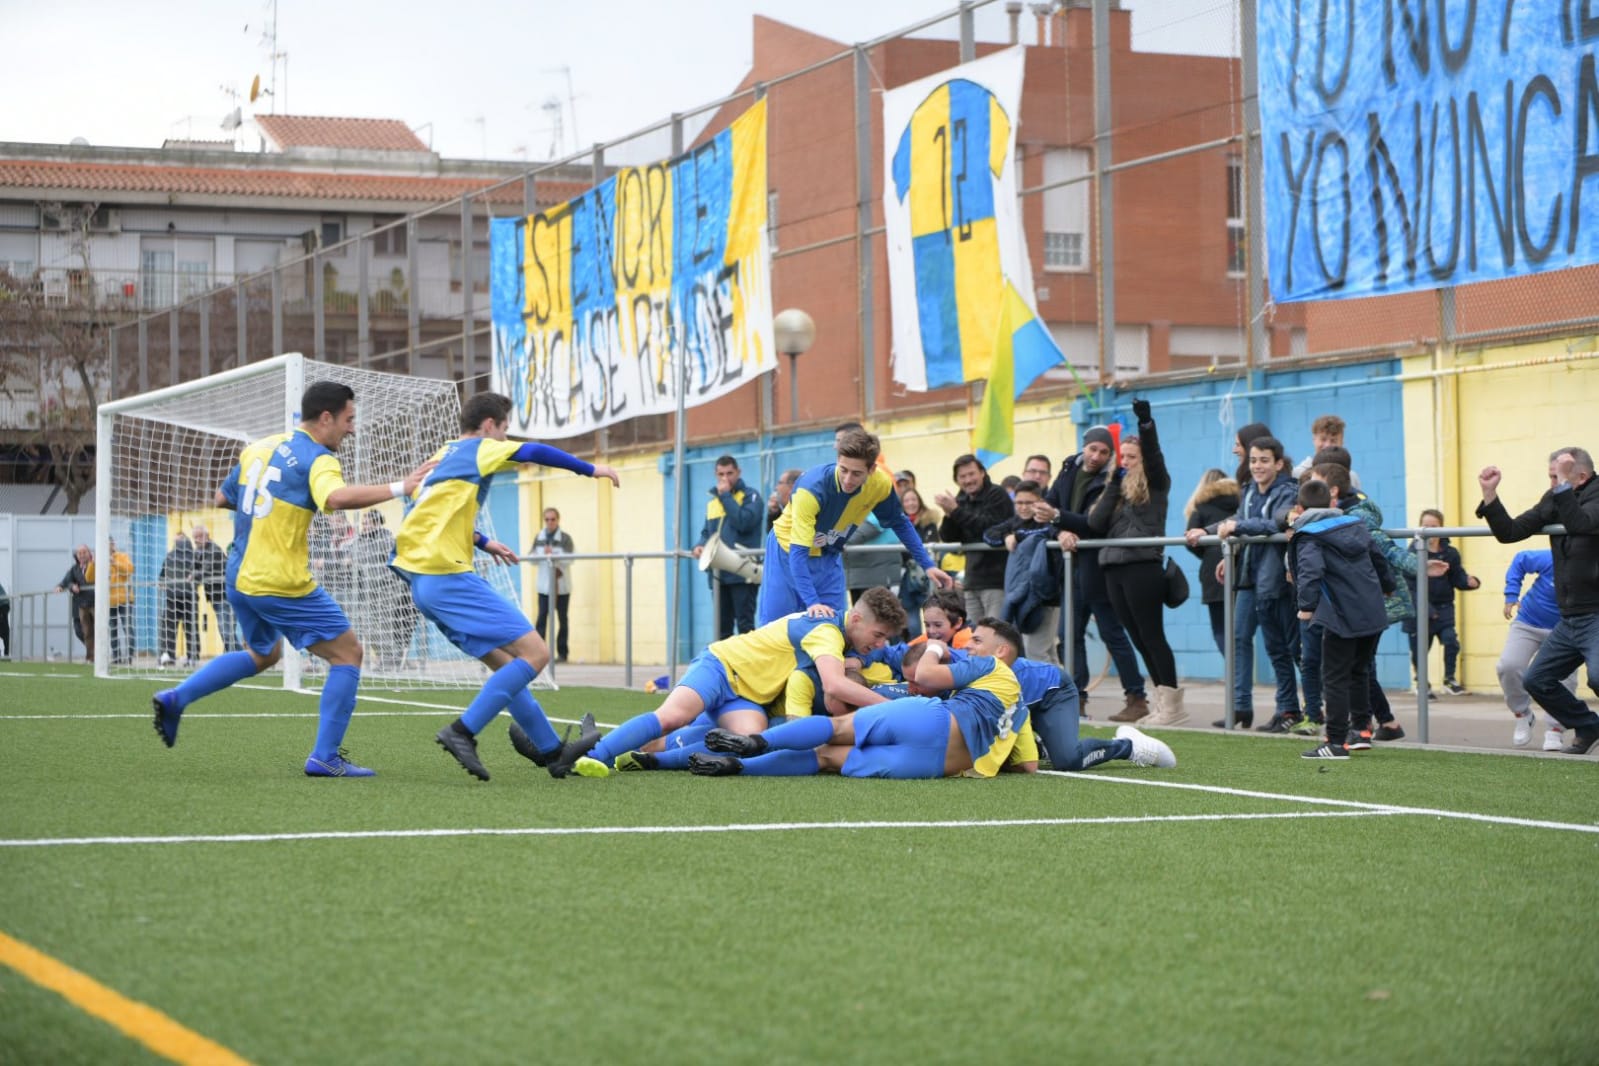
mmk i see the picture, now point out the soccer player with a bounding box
[690,618,1031,779]
[393,392,620,781]
[570,587,908,776]
[758,427,950,624]
[150,381,435,776]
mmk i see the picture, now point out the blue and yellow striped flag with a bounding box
[973,280,1066,468]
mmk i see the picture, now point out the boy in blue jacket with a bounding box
[1287,479,1395,760]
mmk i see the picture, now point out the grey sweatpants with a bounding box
[1497,619,1578,717]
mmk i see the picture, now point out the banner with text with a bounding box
[1259,2,1598,302]
[884,48,1035,391]
[491,100,774,438]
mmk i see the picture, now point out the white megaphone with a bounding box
[699,538,762,584]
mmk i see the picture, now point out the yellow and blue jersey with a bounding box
[942,654,1025,778]
[219,429,346,598]
[890,78,1012,389]
[710,613,846,706]
[394,437,523,576]
[774,464,932,563]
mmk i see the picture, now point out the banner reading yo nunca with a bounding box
[1260,2,1598,302]
[884,48,1034,392]
[490,100,774,438]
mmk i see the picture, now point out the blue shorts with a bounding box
[677,653,767,722]
[229,586,350,655]
[404,570,533,660]
[755,530,848,625]
[842,697,952,779]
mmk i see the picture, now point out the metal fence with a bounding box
[77,0,1596,444]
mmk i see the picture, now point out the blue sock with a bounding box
[312,665,361,760]
[660,722,714,751]
[507,689,561,755]
[760,715,833,752]
[1061,738,1130,771]
[651,741,709,770]
[739,749,821,776]
[590,710,665,766]
[172,650,259,710]
[461,659,536,734]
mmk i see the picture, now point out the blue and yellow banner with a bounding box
[973,280,1066,467]
[491,101,774,438]
[1259,2,1599,301]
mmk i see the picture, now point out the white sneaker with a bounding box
[1116,724,1177,768]
[1543,729,1565,752]
[1513,711,1535,748]
[158,652,174,668]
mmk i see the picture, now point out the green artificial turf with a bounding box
[2,663,1596,1065]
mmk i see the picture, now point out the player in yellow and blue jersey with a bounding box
[759,427,950,625]
[151,381,435,777]
[564,587,908,776]
[393,391,619,782]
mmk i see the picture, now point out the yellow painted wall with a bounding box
[1403,338,1599,690]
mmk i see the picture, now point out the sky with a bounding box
[2,0,1239,162]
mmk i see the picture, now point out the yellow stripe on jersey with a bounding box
[394,437,523,575]
[710,615,846,705]
[230,431,346,598]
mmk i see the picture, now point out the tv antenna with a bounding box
[542,66,582,149]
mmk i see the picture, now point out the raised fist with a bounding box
[1478,466,1502,494]
[1132,398,1152,422]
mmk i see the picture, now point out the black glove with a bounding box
[1113,465,1127,482]
[1132,398,1152,422]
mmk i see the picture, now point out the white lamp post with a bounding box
[773,308,816,424]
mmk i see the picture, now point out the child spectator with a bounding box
[910,588,972,650]
[1287,479,1395,759]
[1406,509,1481,695]
[984,479,1063,664]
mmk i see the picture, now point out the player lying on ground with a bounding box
[391,391,620,782]
[561,587,908,777]
[151,380,435,777]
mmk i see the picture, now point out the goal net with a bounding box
[95,353,553,691]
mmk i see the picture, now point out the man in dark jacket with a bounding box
[984,479,1061,662]
[191,524,240,654]
[694,456,764,639]
[935,455,1015,624]
[1476,448,1599,755]
[158,532,198,667]
[56,545,95,661]
[1288,479,1395,759]
[1042,426,1148,720]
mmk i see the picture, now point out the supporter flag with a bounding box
[973,280,1066,467]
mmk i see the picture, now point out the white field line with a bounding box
[0,692,604,729]
[1046,770,1599,835]
[0,809,1393,849]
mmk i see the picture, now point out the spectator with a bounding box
[1231,421,1275,486]
[1291,413,1363,487]
[910,588,973,649]
[1041,425,1149,722]
[894,470,918,492]
[1287,478,1395,759]
[936,454,1022,631]
[1182,468,1240,663]
[694,455,763,640]
[352,511,419,670]
[1200,435,1304,733]
[1087,399,1183,726]
[767,467,803,532]
[1022,454,1052,488]
[531,507,574,662]
[1499,549,1578,750]
[56,544,95,662]
[1405,508,1480,695]
[983,479,1062,664]
[0,577,9,657]
[897,487,941,638]
[105,536,134,664]
[158,532,198,667]
[191,524,240,655]
[1000,474,1022,497]
[845,515,906,610]
[1477,448,1599,755]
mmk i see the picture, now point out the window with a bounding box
[1226,157,1246,277]
[141,248,174,309]
[1042,148,1090,272]
[177,260,210,301]
[321,218,345,251]
[371,215,407,257]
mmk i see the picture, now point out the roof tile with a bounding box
[256,115,429,152]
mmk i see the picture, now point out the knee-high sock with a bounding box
[312,665,361,760]
[758,715,834,752]
[660,722,714,750]
[461,659,537,734]
[738,749,821,776]
[506,688,561,755]
[173,650,260,710]
[651,741,710,770]
[1068,738,1131,771]
[590,710,665,766]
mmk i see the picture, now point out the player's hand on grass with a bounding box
[593,463,621,487]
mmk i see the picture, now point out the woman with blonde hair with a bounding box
[1087,399,1183,725]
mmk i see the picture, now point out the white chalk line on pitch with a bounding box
[0,809,1397,849]
[0,692,605,729]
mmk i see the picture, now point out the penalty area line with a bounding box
[0,809,1393,849]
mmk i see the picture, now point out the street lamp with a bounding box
[773,308,815,424]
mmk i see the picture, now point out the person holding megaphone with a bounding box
[694,456,765,639]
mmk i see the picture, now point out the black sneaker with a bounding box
[689,752,744,776]
[704,727,769,758]
[1301,742,1350,760]
[1346,729,1373,751]
[1374,723,1406,742]
[544,713,603,779]
[436,725,489,781]
[508,721,559,767]
[1213,713,1254,730]
[1258,713,1303,734]
[1442,680,1469,696]
[1560,727,1599,756]
[614,751,658,772]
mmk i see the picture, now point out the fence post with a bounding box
[459,197,474,380]
[1093,0,1117,380]
[624,555,635,689]
[1240,0,1267,367]
[1413,533,1430,743]
[1222,537,1236,725]
[168,309,180,387]
[406,217,420,375]
[312,247,325,360]
[1061,548,1076,678]
[357,232,370,369]
[855,45,877,414]
[198,297,211,378]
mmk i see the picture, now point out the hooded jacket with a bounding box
[1045,451,1114,598]
[1185,477,1240,605]
[1338,490,1415,623]
[1476,476,1599,617]
[1288,507,1395,638]
[1225,471,1298,597]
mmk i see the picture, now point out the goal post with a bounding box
[95,354,551,692]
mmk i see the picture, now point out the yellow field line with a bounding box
[0,930,252,1065]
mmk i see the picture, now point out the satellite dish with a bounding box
[221,107,242,132]
[70,136,90,147]
[249,75,261,104]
